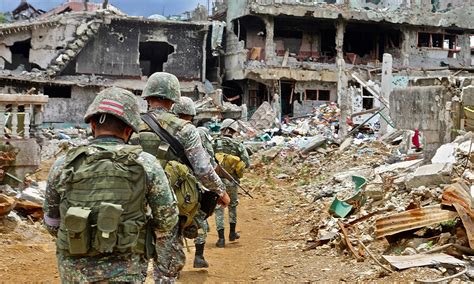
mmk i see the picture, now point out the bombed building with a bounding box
[219,0,474,130]
[0,10,212,126]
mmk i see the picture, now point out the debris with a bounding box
[431,143,457,164]
[416,265,468,284]
[329,176,367,218]
[356,238,394,274]
[382,253,465,270]
[405,163,454,189]
[375,206,458,238]
[337,221,362,261]
[0,194,16,217]
[299,135,327,155]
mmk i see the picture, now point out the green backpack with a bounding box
[56,144,147,257]
[164,161,200,229]
[139,112,202,238]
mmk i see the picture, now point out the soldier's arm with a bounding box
[198,130,217,168]
[140,152,179,233]
[178,124,225,196]
[43,156,66,237]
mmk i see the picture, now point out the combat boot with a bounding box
[193,243,209,268]
[229,223,240,241]
[216,229,225,248]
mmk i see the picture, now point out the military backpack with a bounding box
[56,144,147,257]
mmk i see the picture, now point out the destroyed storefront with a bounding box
[221,0,474,120]
[0,12,211,125]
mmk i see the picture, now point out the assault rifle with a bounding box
[215,164,254,199]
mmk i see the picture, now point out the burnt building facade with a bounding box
[0,11,211,125]
[220,0,474,119]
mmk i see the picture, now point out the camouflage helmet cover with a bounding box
[173,96,196,116]
[84,87,141,133]
[142,72,181,103]
[221,118,239,132]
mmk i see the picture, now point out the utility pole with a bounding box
[102,0,109,9]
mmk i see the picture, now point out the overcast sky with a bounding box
[0,0,208,16]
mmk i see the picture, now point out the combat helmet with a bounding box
[173,96,196,116]
[142,72,181,103]
[221,118,239,133]
[84,87,141,133]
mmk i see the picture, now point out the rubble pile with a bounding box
[247,127,474,281]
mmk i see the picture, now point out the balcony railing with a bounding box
[0,94,49,139]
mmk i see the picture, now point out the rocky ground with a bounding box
[2,134,472,282]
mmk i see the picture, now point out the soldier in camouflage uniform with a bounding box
[138,72,230,280]
[214,118,251,248]
[43,87,179,283]
[173,96,216,269]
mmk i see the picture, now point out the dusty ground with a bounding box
[0,164,449,283]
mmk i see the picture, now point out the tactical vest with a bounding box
[56,144,147,256]
[214,136,241,157]
[139,111,200,237]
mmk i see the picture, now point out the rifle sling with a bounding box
[141,113,193,169]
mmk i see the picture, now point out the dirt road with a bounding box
[0,169,437,283]
[0,184,275,283]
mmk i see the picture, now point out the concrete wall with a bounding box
[30,24,76,69]
[76,20,207,80]
[293,81,337,116]
[390,86,453,158]
[43,86,99,124]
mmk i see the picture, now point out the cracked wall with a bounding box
[75,20,207,80]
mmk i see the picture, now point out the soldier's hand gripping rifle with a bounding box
[215,164,254,199]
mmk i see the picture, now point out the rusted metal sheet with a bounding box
[453,203,474,249]
[375,206,458,239]
[442,181,472,210]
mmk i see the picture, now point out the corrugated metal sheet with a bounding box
[375,206,458,239]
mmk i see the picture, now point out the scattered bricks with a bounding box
[405,163,454,189]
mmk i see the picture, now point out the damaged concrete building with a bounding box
[0,10,212,125]
[219,0,474,128]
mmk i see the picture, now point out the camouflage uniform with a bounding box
[140,73,226,279]
[43,88,179,283]
[214,136,250,232]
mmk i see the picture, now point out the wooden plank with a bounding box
[382,253,465,270]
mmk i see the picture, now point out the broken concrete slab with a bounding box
[431,143,457,164]
[405,163,454,189]
[374,159,423,175]
[383,253,465,270]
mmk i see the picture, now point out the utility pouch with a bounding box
[95,202,123,253]
[64,207,91,255]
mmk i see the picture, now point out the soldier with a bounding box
[173,96,215,269]
[43,87,179,283]
[138,72,230,280]
[213,118,251,248]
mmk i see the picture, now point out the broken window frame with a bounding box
[304,89,330,102]
[417,32,459,52]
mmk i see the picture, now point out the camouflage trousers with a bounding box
[215,183,239,231]
[194,210,209,245]
[152,224,185,282]
[57,251,146,283]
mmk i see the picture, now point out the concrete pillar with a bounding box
[401,27,410,66]
[336,20,350,137]
[380,53,393,136]
[458,34,472,67]
[263,16,275,60]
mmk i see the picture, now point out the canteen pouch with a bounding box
[95,202,123,253]
[64,207,91,255]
